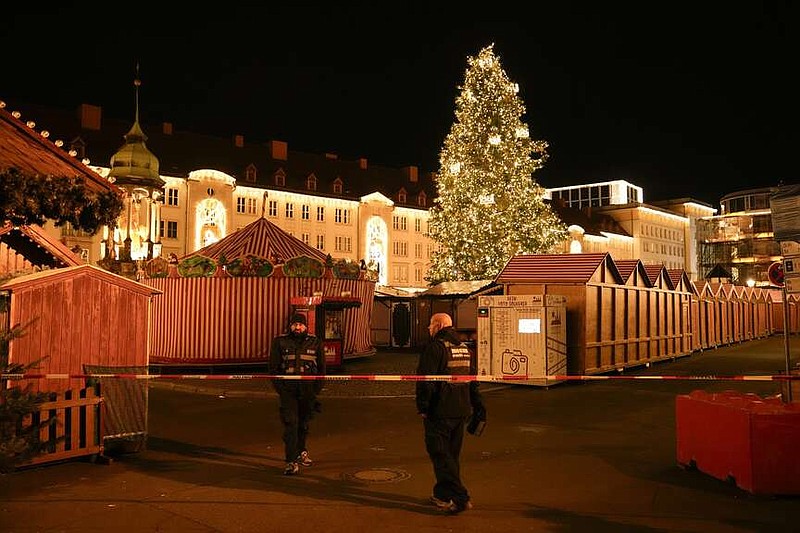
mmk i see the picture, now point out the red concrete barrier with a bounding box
[676,390,800,495]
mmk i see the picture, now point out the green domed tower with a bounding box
[105,73,165,264]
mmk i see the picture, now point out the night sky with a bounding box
[2,3,797,206]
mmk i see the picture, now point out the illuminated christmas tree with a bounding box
[426,44,566,283]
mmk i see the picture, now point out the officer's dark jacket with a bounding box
[415,326,483,418]
[269,331,326,394]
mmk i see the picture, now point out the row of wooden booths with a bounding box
[375,253,798,376]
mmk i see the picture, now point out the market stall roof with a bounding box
[0,101,119,195]
[418,280,497,298]
[1,263,162,296]
[496,253,623,285]
[0,223,83,269]
[374,285,417,299]
[613,259,652,287]
[643,263,675,289]
[181,216,327,263]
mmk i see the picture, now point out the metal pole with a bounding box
[782,285,793,402]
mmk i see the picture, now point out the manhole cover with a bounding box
[342,468,411,484]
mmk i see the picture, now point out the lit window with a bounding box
[160,220,178,239]
[335,209,350,224]
[167,188,179,206]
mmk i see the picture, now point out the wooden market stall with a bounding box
[613,259,655,366]
[771,289,800,334]
[371,285,417,348]
[1,264,160,393]
[754,287,773,337]
[1,264,161,457]
[0,223,83,277]
[667,268,697,355]
[495,253,695,375]
[414,280,499,348]
[144,217,376,367]
[691,280,719,350]
[709,283,733,346]
[643,264,677,359]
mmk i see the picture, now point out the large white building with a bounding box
[545,180,717,280]
[19,101,436,290]
[11,101,722,286]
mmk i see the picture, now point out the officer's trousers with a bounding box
[278,385,317,462]
[423,416,470,505]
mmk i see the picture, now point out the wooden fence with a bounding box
[20,387,103,467]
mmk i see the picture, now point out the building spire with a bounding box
[108,62,162,183]
[134,62,141,125]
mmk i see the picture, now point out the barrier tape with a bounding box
[2,373,799,382]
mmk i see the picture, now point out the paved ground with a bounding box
[2,337,800,532]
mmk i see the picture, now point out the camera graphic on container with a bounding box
[501,349,529,375]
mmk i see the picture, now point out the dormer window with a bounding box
[69,137,86,159]
[417,191,427,207]
[245,164,257,183]
[397,188,407,204]
[274,168,286,187]
[306,174,317,191]
[333,177,343,194]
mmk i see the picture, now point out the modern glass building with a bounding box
[696,187,781,286]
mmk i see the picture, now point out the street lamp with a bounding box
[746,278,756,288]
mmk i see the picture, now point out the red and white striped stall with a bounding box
[143,217,375,366]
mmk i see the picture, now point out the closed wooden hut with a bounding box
[496,253,625,375]
[0,223,83,276]
[709,283,733,345]
[496,253,696,375]
[1,264,161,393]
[613,259,654,366]
[371,286,417,348]
[718,284,736,343]
[643,264,675,359]
[692,280,718,349]
[753,287,772,337]
[414,280,499,347]
[667,268,697,355]
[771,289,800,334]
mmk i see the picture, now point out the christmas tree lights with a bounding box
[426,44,567,283]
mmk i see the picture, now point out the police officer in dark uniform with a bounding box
[416,312,486,514]
[269,313,326,475]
